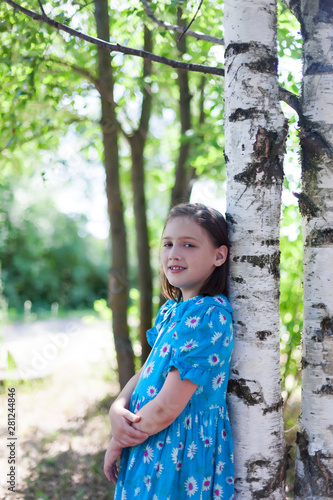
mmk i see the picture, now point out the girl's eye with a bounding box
[163,242,172,247]
[185,243,195,248]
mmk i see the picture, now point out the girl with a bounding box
[104,203,235,499]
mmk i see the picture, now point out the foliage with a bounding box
[0,177,109,313]
[280,203,303,399]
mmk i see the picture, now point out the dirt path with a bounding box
[0,317,119,499]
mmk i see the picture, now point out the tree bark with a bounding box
[224,0,288,497]
[295,1,333,497]
[128,26,153,364]
[94,0,135,388]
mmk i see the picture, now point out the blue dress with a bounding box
[114,294,235,500]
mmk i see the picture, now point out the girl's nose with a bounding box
[168,246,181,260]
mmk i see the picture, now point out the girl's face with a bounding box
[162,216,227,301]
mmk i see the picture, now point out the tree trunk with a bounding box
[171,8,195,206]
[224,0,288,497]
[295,0,333,497]
[128,25,153,364]
[94,0,135,388]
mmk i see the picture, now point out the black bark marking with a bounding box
[225,42,252,58]
[306,227,333,247]
[233,251,280,279]
[256,330,273,341]
[225,212,237,225]
[232,276,245,283]
[295,430,333,497]
[305,63,333,75]
[299,129,333,162]
[228,378,264,405]
[247,56,278,74]
[318,0,333,22]
[261,239,279,246]
[229,107,261,122]
[293,192,320,220]
[311,316,333,342]
[302,357,310,369]
[322,316,333,336]
[313,384,333,395]
[246,448,289,498]
[234,124,287,187]
[312,303,327,309]
[263,397,283,415]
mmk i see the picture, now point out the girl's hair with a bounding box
[161,203,230,302]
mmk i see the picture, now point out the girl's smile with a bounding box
[162,216,227,301]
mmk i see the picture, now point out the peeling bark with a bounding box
[295,430,333,498]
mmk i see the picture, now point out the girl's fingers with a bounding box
[105,460,119,483]
[123,409,141,424]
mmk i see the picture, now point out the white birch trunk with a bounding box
[224,1,288,497]
[295,1,333,497]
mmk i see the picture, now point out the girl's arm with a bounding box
[132,368,198,436]
[109,367,148,447]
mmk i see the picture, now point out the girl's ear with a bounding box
[215,245,228,267]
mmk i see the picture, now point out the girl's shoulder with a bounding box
[182,294,233,314]
[172,295,233,325]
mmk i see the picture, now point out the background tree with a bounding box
[93,0,135,386]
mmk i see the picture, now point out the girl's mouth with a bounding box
[169,266,186,273]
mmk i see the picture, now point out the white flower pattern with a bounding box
[185,316,200,328]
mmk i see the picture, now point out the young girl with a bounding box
[104,203,235,499]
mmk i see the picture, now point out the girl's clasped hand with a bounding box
[104,203,235,500]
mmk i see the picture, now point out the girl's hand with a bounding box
[104,438,122,483]
[110,400,148,447]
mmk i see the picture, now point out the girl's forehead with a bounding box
[164,216,203,235]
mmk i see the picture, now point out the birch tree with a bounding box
[224,0,288,497]
[294,0,333,497]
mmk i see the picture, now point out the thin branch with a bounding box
[37,0,46,17]
[178,0,203,42]
[4,0,225,77]
[140,0,223,46]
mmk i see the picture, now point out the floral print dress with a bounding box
[114,294,235,500]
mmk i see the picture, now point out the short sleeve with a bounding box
[146,300,175,347]
[168,303,233,386]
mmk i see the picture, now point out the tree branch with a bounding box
[278,85,301,116]
[178,0,203,42]
[4,0,225,77]
[140,0,224,46]
[37,0,46,17]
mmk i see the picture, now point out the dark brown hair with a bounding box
[161,203,230,302]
